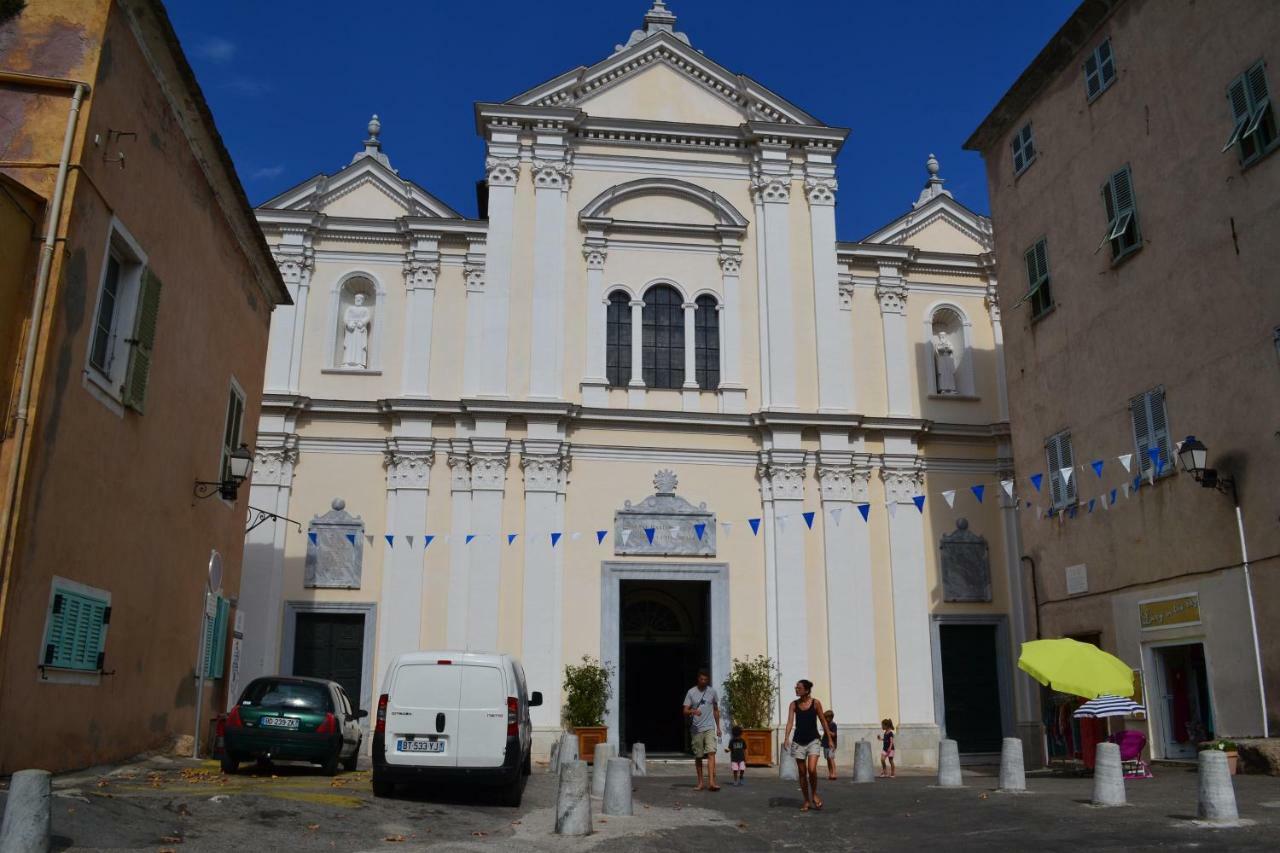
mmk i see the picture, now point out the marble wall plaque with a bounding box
[305,498,364,589]
[940,518,991,602]
[614,469,716,557]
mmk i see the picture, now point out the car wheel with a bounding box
[220,754,239,775]
[371,773,394,798]
[498,773,525,808]
[341,740,360,772]
[321,747,341,777]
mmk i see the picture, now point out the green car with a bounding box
[222,676,366,776]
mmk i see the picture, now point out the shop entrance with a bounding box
[618,579,710,755]
[938,623,1005,753]
[1151,642,1213,759]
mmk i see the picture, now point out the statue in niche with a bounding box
[933,329,958,394]
[341,293,372,368]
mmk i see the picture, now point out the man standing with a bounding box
[682,669,722,791]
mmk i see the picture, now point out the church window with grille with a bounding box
[642,284,684,389]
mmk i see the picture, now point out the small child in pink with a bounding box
[726,725,748,786]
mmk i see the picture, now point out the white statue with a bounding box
[341,293,372,368]
[934,330,958,394]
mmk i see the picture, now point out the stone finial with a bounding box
[926,152,940,176]
[654,469,678,495]
[913,152,953,209]
[617,0,689,51]
[352,112,394,171]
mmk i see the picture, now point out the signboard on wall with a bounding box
[1065,564,1088,595]
[1139,594,1201,630]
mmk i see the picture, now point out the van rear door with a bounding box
[455,662,508,768]
[385,661,461,768]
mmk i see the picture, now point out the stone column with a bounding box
[681,301,698,410]
[881,463,936,726]
[400,245,438,397]
[378,438,434,686]
[237,437,298,704]
[529,148,571,400]
[480,152,519,396]
[580,242,609,406]
[717,250,746,413]
[998,449,1039,751]
[520,442,570,732]
[266,249,312,394]
[817,452,878,726]
[628,299,644,407]
[462,240,486,397]
[445,443,473,649]
[752,153,796,409]
[877,263,912,417]
[805,159,854,413]
[466,442,509,650]
[985,274,1009,422]
[758,449,808,719]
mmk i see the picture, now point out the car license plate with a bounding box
[397,739,444,753]
[260,716,298,730]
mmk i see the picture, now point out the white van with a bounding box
[372,651,542,805]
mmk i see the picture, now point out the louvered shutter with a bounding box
[1131,393,1152,476]
[1111,168,1134,213]
[123,268,162,413]
[1046,435,1064,508]
[1060,433,1077,504]
[1245,62,1270,110]
[44,589,107,671]
[1148,389,1171,473]
[200,605,216,678]
[1224,75,1252,150]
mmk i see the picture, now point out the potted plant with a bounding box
[563,655,614,763]
[721,655,779,766]
[1200,738,1239,774]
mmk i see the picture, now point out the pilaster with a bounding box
[757,447,808,724]
[445,441,473,648]
[529,129,572,400]
[877,260,913,417]
[880,460,935,726]
[520,441,571,728]
[581,238,609,406]
[752,144,797,409]
[466,441,510,650]
[400,235,439,398]
[717,249,747,413]
[462,236,486,397]
[267,244,313,394]
[478,138,520,396]
[378,437,434,689]
[806,151,854,413]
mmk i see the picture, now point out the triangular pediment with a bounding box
[261,157,460,218]
[863,195,993,253]
[506,31,823,127]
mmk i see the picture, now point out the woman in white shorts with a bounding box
[782,679,834,811]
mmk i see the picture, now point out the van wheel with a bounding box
[321,748,341,777]
[522,750,531,776]
[371,774,394,798]
[220,754,239,775]
[341,740,360,772]
[498,774,524,808]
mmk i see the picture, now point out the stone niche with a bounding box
[614,469,716,557]
[305,498,364,589]
[940,518,991,602]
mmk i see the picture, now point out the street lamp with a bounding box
[1177,434,1268,738]
[194,444,254,501]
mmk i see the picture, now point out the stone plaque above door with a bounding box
[304,498,364,589]
[614,470,716,557]
[939,518,991,602]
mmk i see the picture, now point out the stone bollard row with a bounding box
[602,757,633,816]
[555,760,592,836]
[0,769,52,853]
[631,743,647,776]
[1197,749,1238,823]
[591,743,613,797]
[549,739,561,774]
[1091,742,1125,806]
[937,739,963,787]
[998,737,1026,792]
[853,739,875,783]
[556,732,579,773]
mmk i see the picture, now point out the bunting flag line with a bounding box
[970,484,985,503]
[1087,499,1096,514]
[1091,460,1105,478]
[571,532,582,542]
[886,501,898,518]
[1030,473,1044,492]
[1102,493,1111,510]
[1110,488,1118,506]
[669,525,680,540]
[384,534,394,547]
[1000,480,1014,500]
[1035,506,1043,520]
[1060,467,1074,486]
[694,523,707,540]
[406,536,415,547]
[830,507,844,526]
[749,518,761,536]
[346,533,357,545]
[308,532,318,545]
[365,534,375,546]
[620,529,632,545]
[913,494,926,513]
[443,534,451,544]
[465,534,475,545]
[1122,482,1131,498]
[857,503,870,522]
[425,535,435,548]
[1119,453,1133,473]
[644,527,656,544]
[596,530,608,544]
[942,490,956,508]
[551,532,562,547]
[777,516,787,532]
[508,533,518,545]
[802,511,815,529]
[721,522,733,538]
[1068,506,1078,519]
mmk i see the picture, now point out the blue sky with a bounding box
[167,0,1077,240]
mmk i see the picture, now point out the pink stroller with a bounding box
[1109,730,1152,779]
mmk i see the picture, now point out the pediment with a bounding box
[506,31,822,127]
[863,196,993,253]
[261,157,460,219]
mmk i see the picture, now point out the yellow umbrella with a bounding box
[1017,638,1134,699]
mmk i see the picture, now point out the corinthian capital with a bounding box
[582,245,607,270]
[272,249,314,288]
[463,263,485,292]
[816,454,871,503]
[384,439,435,491]
[718,251,742,275]
[470,451,510,492]
[751,170,791,203]
[253,436,299,487]
[520,449,571,494]
[876,280,907,316]
[880,464,924,504]
[485,156,520,187]
[804,176,838,206]
[757,451,806,502]
[532,158,573,190]
[403,255,439,291]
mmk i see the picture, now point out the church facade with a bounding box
[238,2,1034,767]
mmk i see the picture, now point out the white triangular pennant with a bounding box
[1118,453,1133,473]
[886,501,898,518]
[1122,483,1131,498]
[444,534,451,544]
[1103,495,1110,510]
[778,516,787,532]
[721,522,733,537]
[829,507,844,526]
[1035,506,1043,520]
[571,532,582,541]
[620,529,632,545]
[1060,467,1074,485]
[669,525,681,539]
[1000,479,1014,500]
[942,490,956,508]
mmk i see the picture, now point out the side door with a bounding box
[385,662,462,768]
[455,662,508,768]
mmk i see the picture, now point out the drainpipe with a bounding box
[1020,555,1041,640]
[0,73,90,638]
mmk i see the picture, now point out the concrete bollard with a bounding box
[1197,749,1238,823]
[549,738,561,774]
[554,760,592,836]
[557,732,579,773]
[778,743,798,780]
[937,739,963,787]
[602,757,634,816]
[591,743,612,797]
[0,769,52,853]
[1091,742,1125,807]
[631,743,647,777]
[853,739,875,783]
[998,737,1026,792]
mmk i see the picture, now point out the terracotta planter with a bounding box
[576,726,608,763]
[1226,750,1239,775]
[742,728,773,767]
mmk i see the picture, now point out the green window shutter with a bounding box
[44,589,108,671]
[1223,74,1252,151]
[123,267,162,413]
[211,597,229,678]
[201,606,216,677]
[1045,435,1064,508]
[1245,62,1270,109]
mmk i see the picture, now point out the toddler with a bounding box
[880,718,896,778]
[726,725,748,785]
[822,709,838,779]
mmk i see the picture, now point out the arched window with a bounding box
[335,276,376,369]
[606,290,631,387]
[642,284,684,389]
[694,294,720,391]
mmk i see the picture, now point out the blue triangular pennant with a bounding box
[694,523,706,540]
[507,533,517,545]
[424,535,435,548]
[1110,489,1117,506]
[1030,473,1044,492]
[1133,475,1142,493]
[465,534,475,545]
[308,532,318,545]
[857,503,870,522]
[644,527,656,544]
[346,533,357,545]
[1068,506,1078,519]
[596,530,607,544]
[970,484,985,503]
[1091,460,1105,478]
[913,495,926,513]
[748,518,761,536]
[802,511,815,529]
[384,534,394,547]
[551,532,562,547]
[1088,498,1096,513]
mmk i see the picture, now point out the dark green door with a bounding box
[939,624,1004,753]
[293,613,364,710]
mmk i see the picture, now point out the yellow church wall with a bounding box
[320,181,411,220]
[428,263,467,401]
[506,169,539,400]
[578,62,748,127]
[906,219,987,255]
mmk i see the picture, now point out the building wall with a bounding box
[973,0,1280,740]
[0,0,278,773]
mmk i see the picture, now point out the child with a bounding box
[726,725,748,786]
[880,718,896,778]
[822,709,838,779]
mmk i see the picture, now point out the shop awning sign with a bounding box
[1139,594,1200,630]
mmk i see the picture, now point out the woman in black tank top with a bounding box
[783,679,833,811]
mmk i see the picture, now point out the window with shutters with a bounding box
[201,596,229,679]
[1024,238,1053,320]
[220,380,246,487]
[85,221,151,412]
[1084,39,1116,102]
[641,284,684,389]
[1224,60,1277,167]
[694,294,720,391]
[1011,123,1036,175]
[1045,430,1078,510]
[1099,166,1141,263]
[1130,386,1175,480]
[605,290,632,387]
[39,578,111,680]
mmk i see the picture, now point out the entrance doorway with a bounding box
[292,612,365,708]
[1151,643,1213,759]
[619,579,710,754]
[938,623,1005,753]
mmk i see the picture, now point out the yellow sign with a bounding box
[1139,595,1200,629]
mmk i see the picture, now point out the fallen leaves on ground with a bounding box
[95,780,110,788]
[471,831,488,837]
[160,835,183,844]
[383,835,406,843]
[307,824,320,831]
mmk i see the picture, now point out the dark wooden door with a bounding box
[940,624,1004,753]
[293,613,364,711]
